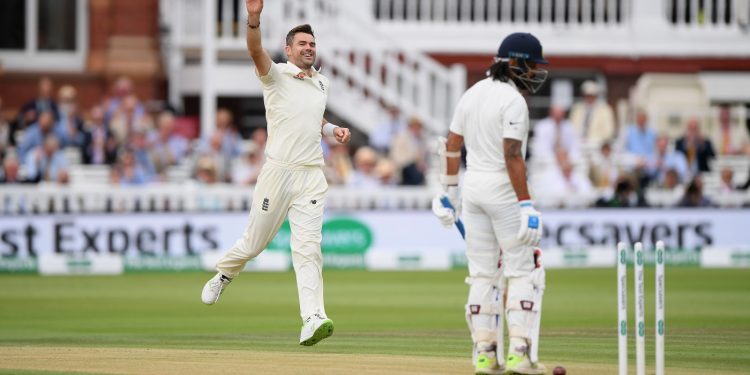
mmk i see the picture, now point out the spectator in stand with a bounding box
[531,105,580,163]
[711,105,750,156]
[0,97,11,158]
[17,76,59,125]
[104,76,145,122]
[215,108,242,158]
[719,167,741,193]
[11,108,40,146]
[623,110,657,160]
[193,156,223,210]
[0,154,27,184]
[194,156,220,185]
[109,94,150,145]
[324,141,352,185]
[82,106,118,165]
[17,110,59,160]
[55,85,86,150]
[23,134,69,184]
[660,168,683,190]
[621,109,658,192]
[195,132,232,183]
[149,111,189,174]
[678,175,713,207]
[534,149,593,205]
[389,116,428,185]
[127,127,157,182]
[346,146,381,188]
[231,144,264,186]
[676,117,716,174]
[249,127,268,160]
[369,105,406,154]
[375,158,398,186]
[595,177,647,208]
[647,134,689,187]
[569,80,617,147]
[110,149,150,186]
[589,142,619,190]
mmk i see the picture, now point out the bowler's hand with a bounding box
[246,0,264,16]
[334,127,351,144]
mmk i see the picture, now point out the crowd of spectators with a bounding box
[1,77,748,208]
[528,80,750,208]
[0,76,247,187]
[0,76,432,190]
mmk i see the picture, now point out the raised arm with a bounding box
[246,0,273,76]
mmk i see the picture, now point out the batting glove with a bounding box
[517,200,542,246]
[431,186,461,228]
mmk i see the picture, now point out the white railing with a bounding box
[2,182,748,215]
[373,0,750,28]
[161,0,466,136]
[668,0,749,27]
[0,184,436,214]
[374,0,629,25]
[369,0,750,56]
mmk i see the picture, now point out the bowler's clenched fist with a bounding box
[246,0,264,14]
[334,127,351,144]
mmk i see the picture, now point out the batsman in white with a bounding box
[432,32,549,375]
[201,0,352,347]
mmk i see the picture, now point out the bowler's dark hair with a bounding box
[286,24,315,46]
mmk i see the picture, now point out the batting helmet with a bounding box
[497,32,548,64]
[495,32,549,93]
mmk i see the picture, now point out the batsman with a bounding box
[432,32,549,375]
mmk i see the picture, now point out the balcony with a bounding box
[159,0,750,137]
[371,0,750,56]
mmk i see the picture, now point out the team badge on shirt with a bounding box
[294,72,305,80]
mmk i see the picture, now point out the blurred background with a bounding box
[0,0,749,273]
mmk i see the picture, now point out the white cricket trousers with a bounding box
[216,159,328,320]
[462,171,537,341]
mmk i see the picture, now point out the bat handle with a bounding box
[439,196,465,239]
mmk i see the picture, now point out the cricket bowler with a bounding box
[432,32,549,374]
[201,0,351,347]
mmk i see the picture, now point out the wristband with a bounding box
[439,174,459,186]
[322,123,339,136]
[247,19,260,29]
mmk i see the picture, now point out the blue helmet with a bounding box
[497,32,548,64]
[495,32,549,93]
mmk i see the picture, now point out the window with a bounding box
[38,0,78,51]
[0,0,87,71]
[0,0,26,50]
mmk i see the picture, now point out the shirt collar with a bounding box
[285,61,320,78]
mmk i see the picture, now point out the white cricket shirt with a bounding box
[257,61,329,167]
[449,78,529,175]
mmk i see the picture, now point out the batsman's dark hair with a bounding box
[286,24,315,46]
[487,60,511,82]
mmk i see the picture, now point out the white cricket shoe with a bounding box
[201,272,232,305]
[299,313,334,346]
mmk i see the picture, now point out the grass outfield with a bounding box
[0,269,749,374]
